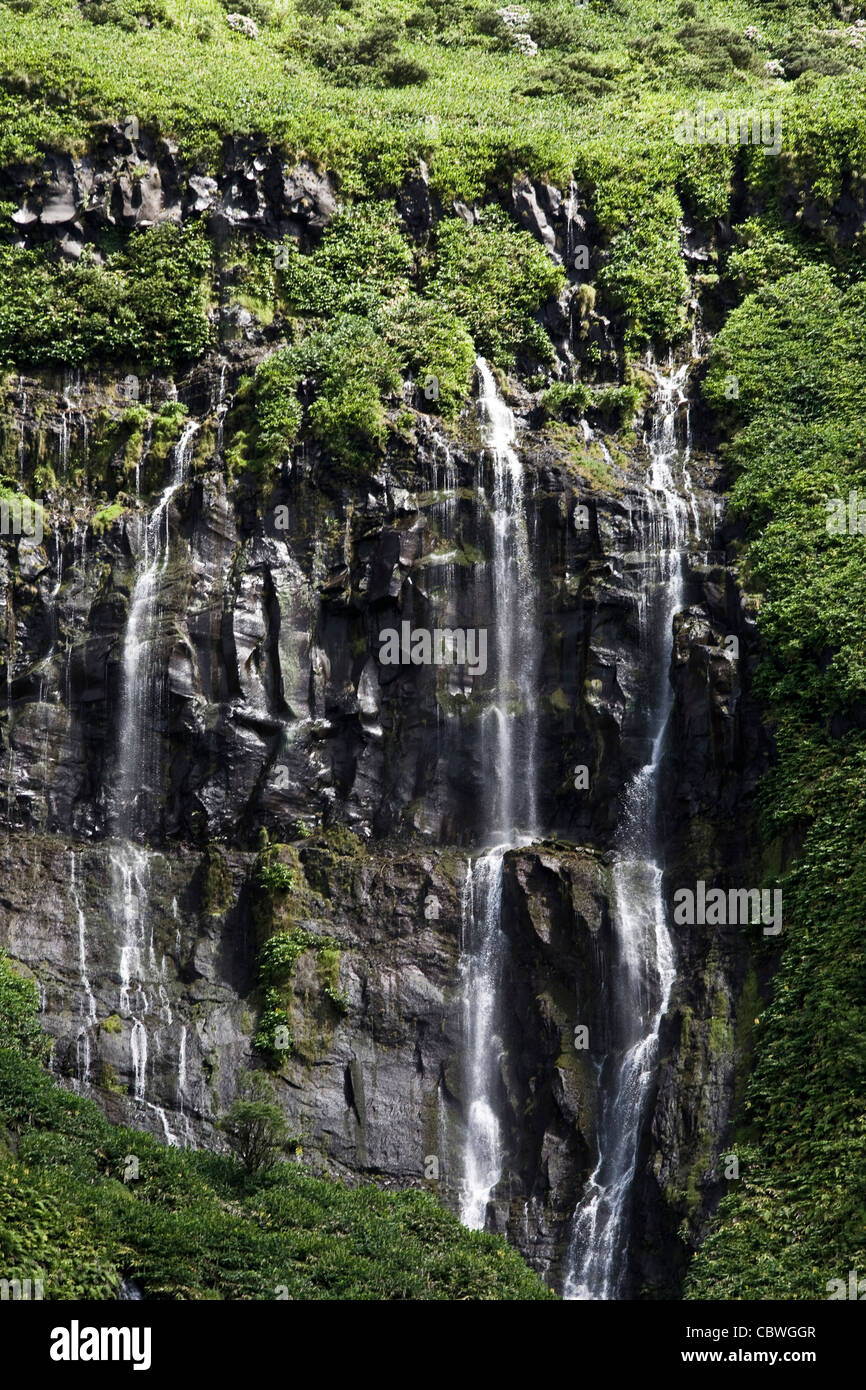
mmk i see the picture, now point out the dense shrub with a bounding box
[522,57,616,102]
[0,224,212,370]
[278,202,414,318]
[528,5,593,51]
[383,296,475,418]
[81,0,173,29]
[306,13,428,86]
[674,22,759,73]
[218,1072,292,1173]
[0,950,50,1060]
[427,209,565,366]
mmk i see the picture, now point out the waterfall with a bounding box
[214,362,229,456]
[113,843,151,1101]
[476,359,538,841]
[104,420,196,1139]
[114,419,198,835]
[563,360,694,1300]
[458,846,506,1228]
[458,361,540,1229]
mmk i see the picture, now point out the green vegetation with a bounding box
[540,379,645,427]
[0,952,553,1299]
[685,264,866,1300]
[217,1069,293,1174]
[428,209,564,364]
[253,840,350,1062]
[1,0,862,381]
[201,844,234,914]
[0,224,212,370]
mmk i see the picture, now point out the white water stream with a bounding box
[107,420,197,1142]
[458,362,540,1228]
[563,361,696,1298]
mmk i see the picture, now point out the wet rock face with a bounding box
[0,341,768,1289]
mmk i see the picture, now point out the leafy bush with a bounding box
[472,7,511,48]
[598,218,689,351]
[379,54,429,87]
[674,22,760,74]
[81,0,173,30]
[215,0,277,27]
[218,1072,292,1173]
[0,224,212,370]
[254,988,293,1060]
[529,6,595,52]
[382,296,475,418]
[258,856,297,893]
[593,382,643,424]
[249,353,304,465]
[293,316,403,469]
[405,0,475,37]
[278,202,414,319]
[777,31,852,79]
[428,209,565,366]
[539,382,592,422]
[725,218,811,294]
[306,13,427,86]
[522,55,616,102]
[259,929,311,983]
[0,950,50,1060]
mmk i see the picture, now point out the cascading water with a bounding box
[71,852,97,1085]
[105,420,197,1141]
[115,418,198,833]
[458,361,540,1229]
[475,359,538,840]
[563,360,695,1300]
[459,846,507,1228]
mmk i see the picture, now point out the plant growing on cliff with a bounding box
[257,857,296,893]
[427,209,565,366]
[279,202,415,319]
[381,295,475,418]
[0,950,50,1061]
[258,927,349,1028]
[0,224,212,370]
[218,1070,292,1174]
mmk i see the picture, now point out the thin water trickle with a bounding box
[71,852,97,1085]
[115,419,197,835]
